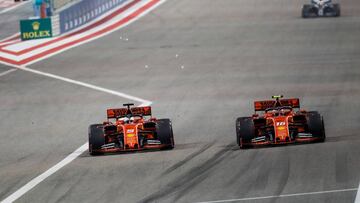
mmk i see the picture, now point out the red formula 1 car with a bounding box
[88,103,174,155]
[236,95,325,149]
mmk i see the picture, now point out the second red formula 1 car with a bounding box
[88,103,174,155]
[236,95,325,149]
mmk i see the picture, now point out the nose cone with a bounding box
[123,124,139,149]
[274,117,290,142]
[126,133,138,149]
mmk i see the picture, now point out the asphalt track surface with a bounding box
[1,0,360,202]
[0,1,31,39]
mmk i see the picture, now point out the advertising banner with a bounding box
[20,18,53,41]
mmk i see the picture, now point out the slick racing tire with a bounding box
[237,117,255,149]
[333,4,340,17]
[302,5,310,18]
[89,124,105,155]
[302,4,317,18]
[307,112,326,142]
[323,5,339,17]
[236,118,241,145]
[156,119,175,150]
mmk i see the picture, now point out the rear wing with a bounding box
[254,98,300,111]
[107,106,152,119]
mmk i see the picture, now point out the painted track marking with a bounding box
[0,65,152,203]
[355,182,360,203]
[18,66,152,105]
[0,68,16,77]
[0,0,29,14]
[0,0,167,66]
[0,0,169,200]
[0,33,20,44]
[1,143,88,203]
[195,188,358,203]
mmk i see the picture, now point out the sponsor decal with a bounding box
[126,129,135,133]
[146,140,161,144]
[127,133,135,137]
[277,126,286,130]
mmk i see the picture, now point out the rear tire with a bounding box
[302,4,318,18]
[302,5,310,18]
[156,119,175,150]
[236,118,241,145]
[236,117,255,149]
[307,112,326,142]
[333,4,340,17]
[302,5,316,18]
[89,124,105,155]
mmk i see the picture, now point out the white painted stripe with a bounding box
[0,33,19,43]
[355,182,360,203]
[195,188,358,203]
[0,0,162,199]
[0,0,29,14]
[3,0,151,56]
[0,65,152,203]
[14,0,168,67]
[0,68,16,77]
[0,0,155,63]
[1,0,137,53]
[1,143,88,203]
[0,39,21,47]
[18,66,152,105]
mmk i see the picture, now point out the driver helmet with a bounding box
[120,117,130,124]
[271,109,280,116]
[280,108,290,116]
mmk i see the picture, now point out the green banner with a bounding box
[20,18,53,41]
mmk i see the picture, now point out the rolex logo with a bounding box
[32,22,40,31]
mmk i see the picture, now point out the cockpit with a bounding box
[116,115,143,124]
[265,106,292,116]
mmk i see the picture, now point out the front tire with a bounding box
[302,5,317,18]
[89,124,105,155]
[156,119,175,150]
[333,4,340,17]
[307,112,326,142]
[236,117,255,149]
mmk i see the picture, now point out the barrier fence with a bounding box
[57,0,127,34]
[52,0,77,10]
[21,0,128,40]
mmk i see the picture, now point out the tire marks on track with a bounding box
[141,143,235,203]
[161,142,215,176]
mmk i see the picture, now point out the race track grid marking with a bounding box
[195,188,359,203]
[355,182,360,203]
[0,68,16,77]
[0,0,169,201]
[0,0,29,14]
[0,0,166,66]
[0,65,152,203]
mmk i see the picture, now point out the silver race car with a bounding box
[302,0,340,18]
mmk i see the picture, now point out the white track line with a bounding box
[195,188,358,203]
[18,66,152,105]
[0,0,168,66]
[355,182,360,203]
[0,1,29,14]
[0,68,16,77]
[1,143,88,203]
[0,33,19,43]
[23,0,168,67]
[0,66,152,203]
[0,0,162,201]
